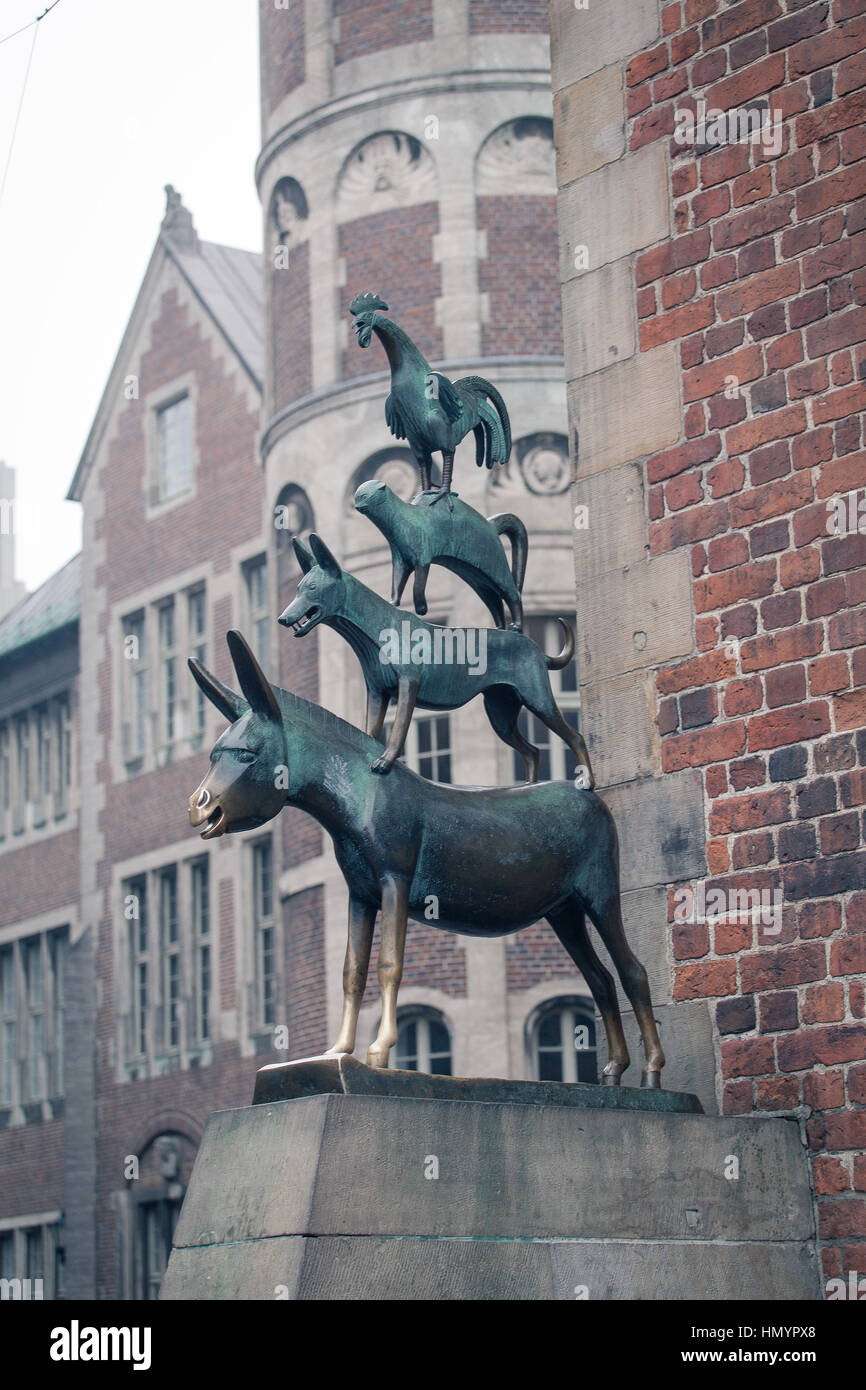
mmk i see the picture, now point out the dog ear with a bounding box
[308,533,342,578]
[292,536,315,574]
[188,659,246,722]
[226,631,281,723]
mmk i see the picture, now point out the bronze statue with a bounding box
[279,533,594,786]
[354,478,527,629]
[349,292,511,507]
[188,631,663,1086]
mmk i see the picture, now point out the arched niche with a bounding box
[269,176,310,248]
[476,116,555,196]
[336,130,437,222]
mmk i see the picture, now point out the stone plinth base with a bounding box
[161,1066,819,1300]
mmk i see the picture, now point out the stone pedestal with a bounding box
[160,1059,819,1301]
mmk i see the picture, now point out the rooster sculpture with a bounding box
[350,292,512,507]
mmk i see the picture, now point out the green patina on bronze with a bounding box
[354,478,527,630]
[278,532,593,785]
[188,632,664,1086]
[349,292,511,505]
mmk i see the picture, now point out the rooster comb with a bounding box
[350,292,389,316]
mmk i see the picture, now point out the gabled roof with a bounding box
[0,553,81,659]
[168,237,263,386]
[68,188,262,503]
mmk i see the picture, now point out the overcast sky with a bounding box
[0,0,261,592]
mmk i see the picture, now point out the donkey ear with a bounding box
[188,658,246,722]
[226,631,281,722]
[292,536,315,574]
[309,533,342,578]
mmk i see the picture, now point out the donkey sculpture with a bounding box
[187,630,665,1086]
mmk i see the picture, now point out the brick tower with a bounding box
[257,0,600,1080]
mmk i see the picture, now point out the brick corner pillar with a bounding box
[550,0,866,1280]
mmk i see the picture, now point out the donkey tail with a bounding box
[546,618,575,670]
[490,513,528,592]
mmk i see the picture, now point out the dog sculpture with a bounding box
[279,533,595,787]
[353,478,527,630]
[187,630,663,1085]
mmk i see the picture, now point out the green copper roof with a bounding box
[0,553,80,659]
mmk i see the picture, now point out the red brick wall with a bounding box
[339,205,443,379]
[0,1117,64,1219]
[477,196,564,355]
[505,921,584,992]
[364,916,468,1001]
[283,885,328,1056]
[334,0,433,64]
[90,274,266,1297]
[260,0,305,114]
[469,0,550,34]
[627,0,866,1283]
[0,829,78,928]
[272,243,313,410]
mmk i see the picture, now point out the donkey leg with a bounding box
[587,895,665,1089]
[367,874,408,1069]
[326,897,376,1057]
[548,904,630,1085]
[483,689,540,783]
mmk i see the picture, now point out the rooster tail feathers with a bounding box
[455,376,512,465]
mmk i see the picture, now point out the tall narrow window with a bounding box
[244,556,270,677]
[0,946,15,1106]
[156,395,192,500]
[15,717,29,829]
[191,858,211,1044]
[36,707,52,821]
[23,937,44,1101]
[0,723,9,839]
[123,613,148,763]
[50,930,66,1097]
[128,876,149,1059]
[513,615,582,782]
[55,694,71,817]
[187,588,207,739]
[158,601,177,750]
[252,839,276,1028]
[159,867,180,1051]
[137,1197,182,1300]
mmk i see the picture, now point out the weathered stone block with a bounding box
[561,258,635,380]
[570,344,682,479]
[559,145,669,282]
[550,0,661,93]
[553,65,625,187]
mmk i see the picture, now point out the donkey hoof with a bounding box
[641,1070,662,1090]
[601,1068,623,1087]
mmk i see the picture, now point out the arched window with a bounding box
[394,1008,452,1076]
[529,997,596,1084]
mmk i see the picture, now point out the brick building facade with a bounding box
[550,0,865,1285]
[1,0,862,1301]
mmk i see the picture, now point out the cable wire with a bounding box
[0,20,40,213]
[0,0,63,49]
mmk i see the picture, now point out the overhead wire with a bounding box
[0,1,64,214]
